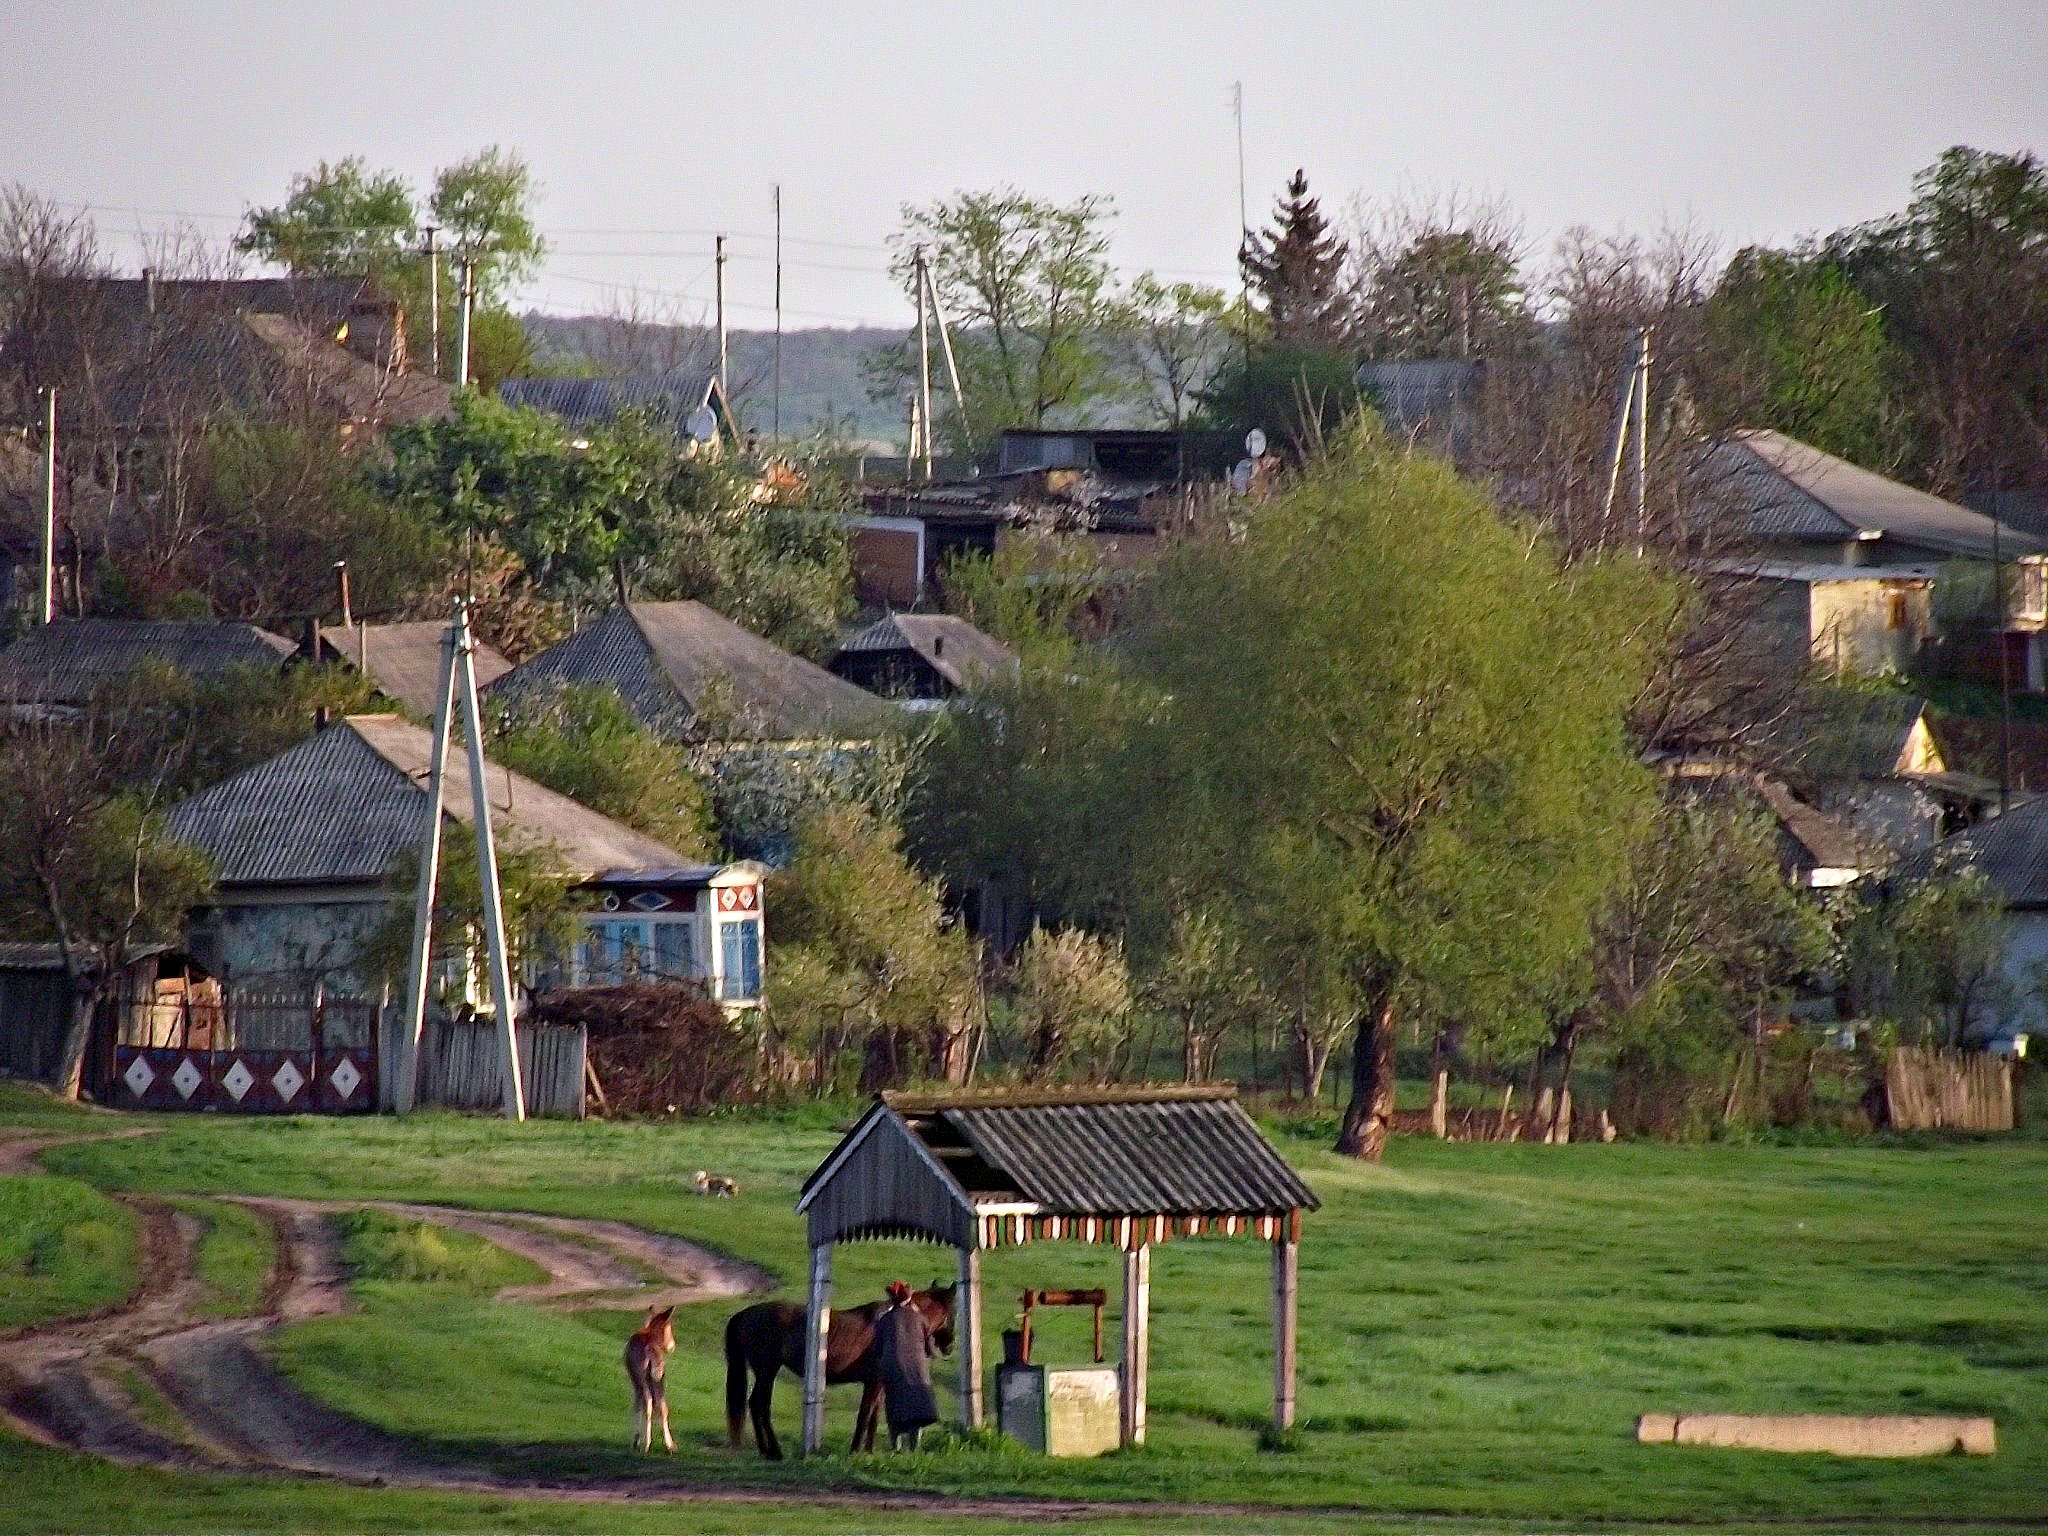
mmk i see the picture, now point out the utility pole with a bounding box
[1233,81,1253,378]
[1995,510,2013,812]
[397,600,527,1120]
[925,260,971,450]
[1633,326,1652,556]
[456,253,476,388]
[914,245,934,481]
[40,387,56,624]
[424,225,441,377]
[772,187,783,443]
[715,233,729,402]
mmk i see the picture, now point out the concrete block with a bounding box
[1637,1412,1994,1457]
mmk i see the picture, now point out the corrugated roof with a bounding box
[487,601,889,741]
[0,619,297,707]
[167,714,686,888]
[1902,795,2048,908]
[835,613,1017,691]
[1754,778,1878,876]
[324,621,510,719]
[881,1086,1318,1217]
[498,374,722,429]
[1701,430,2048,560]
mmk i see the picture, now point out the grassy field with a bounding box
[3,1081,2045,1532]
[0,1173,136,1330]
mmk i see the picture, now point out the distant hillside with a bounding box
[521,313,908,446]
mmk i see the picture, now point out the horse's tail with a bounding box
[724,1309,750,1448]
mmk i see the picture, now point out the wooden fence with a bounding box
[378,1014,587,1119]
[1883,1047,2013,1132]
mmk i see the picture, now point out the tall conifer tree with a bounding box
[1240,170,1353,347]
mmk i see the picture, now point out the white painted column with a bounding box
[801,1241,833,1454]
[1273,1231,1299,1431]
[957,1245,984,1429]
[1120,1242,1150,1447]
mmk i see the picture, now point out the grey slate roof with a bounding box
[498,374,729,432]
[1356,359,1485,435]
[324,621,510,719]
[487,602,890,742]
[1901,795,2048,908]
[167,714,686,889]
[1700,430,2048,560]
[0,619,297,707]
[878,1085,1318,1217]
[835,613,1017,691]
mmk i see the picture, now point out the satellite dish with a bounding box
[1230,459,1256,494]
[1244,428,1268,459]
[686,406,718,444]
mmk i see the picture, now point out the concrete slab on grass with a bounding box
[1637,1412,1994,1457]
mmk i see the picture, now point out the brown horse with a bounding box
[723,1283,956,1459]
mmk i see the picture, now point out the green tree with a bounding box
[1589,792,1834,1138]
[939,528,1103,661]
[97,660,379,797]
[1825,146,2048,494]
[381,397,852,655]
[1006,925,1132,1078]
[1240,170,1352,349]
[1194,342,1363,455]
[364,829,576,1009]
[0,718,214,1098]
[765,803,980,1091]
[1700,247,1901,467]
[880,189,1121,453]
[1838,864,2010,1049]
[235,156,417,279]
[1357,227,1532,360]
[1130,425,1672,1158]
[429,146,546,306]
[1140,907,1258,1082]
[1107,273,1238,430]
[486,683,714,856]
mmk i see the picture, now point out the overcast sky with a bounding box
[5,0,2044,330]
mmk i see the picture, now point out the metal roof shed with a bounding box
[793,1085,1318,1454]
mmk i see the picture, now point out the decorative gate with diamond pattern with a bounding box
[111,992,378,1114]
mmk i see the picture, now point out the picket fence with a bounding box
[1883,1047,2013,1132]
[378,1014,587,1119]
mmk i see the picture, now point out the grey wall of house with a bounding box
[1810,581,1929,676]
[190,898,391,1001]
[1994,911,2048,1048]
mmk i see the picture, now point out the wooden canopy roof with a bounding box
[797,1085,1318,1250]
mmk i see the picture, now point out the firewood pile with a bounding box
[527,981,760,1116]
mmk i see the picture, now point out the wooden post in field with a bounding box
[1273,1220,1299,1431]
[1120,1241,1150,1447]
[801,1242,833,1454]
[957,1244,984,1429]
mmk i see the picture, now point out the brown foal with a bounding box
[625,1305,677,1453]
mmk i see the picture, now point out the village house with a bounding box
[164,713,766,1007]
[829,613,1016,703]
[847,427,1212,608]
[1708,558,1938,678]
[0,616,302,717]
[1896,798,2048,1054]
[485,599,891,743]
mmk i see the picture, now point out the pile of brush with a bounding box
[528,981,760,1116]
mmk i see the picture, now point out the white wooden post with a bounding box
[957,1244,983,1429]
[1120,1241,1150,1447]
[801,1241,833,1454]
[394,618,459,1114]
[1273,1229,1299,1431]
